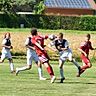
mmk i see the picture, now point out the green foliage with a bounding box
[0,14,96,31]
[0,0,14,13]
[0,0,45,14]
[39,16,61,29]
[33,1,45,14]
[79,16,96,31]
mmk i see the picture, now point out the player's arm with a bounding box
[2,44,13,49]
[90,42,95,50]
[2,39,13,49]
[25,45,35,50]
[60,47,68,51]
[47,43,57,52]
[35,42,44,51]
[78,48,87,57]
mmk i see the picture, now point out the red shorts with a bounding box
[81,55,90,65]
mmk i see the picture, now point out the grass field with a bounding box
[0,28,96,58]
[0,58,96,96]
[0,28,96,96]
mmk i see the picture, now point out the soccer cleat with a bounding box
[39,77,47,80]
[60,77,65,83]
[16,68,19,76]
[77,69,85,77]
[51,76,56,83]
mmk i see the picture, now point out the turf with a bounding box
[0,28,96,34]
[0,59,96,96]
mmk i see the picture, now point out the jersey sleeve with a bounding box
[2,39,7,45]
[64,41,69,48]
[25,38,29,46]
[44,35,48,39]
[41,35,48,39]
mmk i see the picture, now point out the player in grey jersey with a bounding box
[48,33,81,83]
[0,32,14,73]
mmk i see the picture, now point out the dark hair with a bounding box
[59,33,63,38]
[31,28,37,36]
[86,34,90,38]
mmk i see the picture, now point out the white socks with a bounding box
[38,67,43,78]
[9,63,14,72]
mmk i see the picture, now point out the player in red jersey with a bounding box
[31,28,56,83]
[77,34,95,77]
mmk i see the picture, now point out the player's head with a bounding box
[58,33,63,40]
[4,32,11,39]
[85,34,91,41]
[31,28,38,36]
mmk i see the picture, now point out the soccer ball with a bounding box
[48,34,57,40]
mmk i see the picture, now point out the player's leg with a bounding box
[16,55,32,75]
[0,53,6,63]
[7,52,14,73]
[81,56,92,70]
[59,53,67,83]
[39,55,55,83]
[59,59,65,83]
[33,54,46,80]
[68,53,81,76]
[69,52,81,69]
[77,56,91,77]
[8,58,15,73]
[43,62,55,83]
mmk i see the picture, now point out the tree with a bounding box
[0,0,45,14]
[33,0,45,14]
[0,0,14,13]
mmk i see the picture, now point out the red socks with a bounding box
[47,66,54,78]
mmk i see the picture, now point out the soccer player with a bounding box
[77,34,95,77]
[31,28,56,83]
[16,33,46,80]
[0,32,14,73]
[48,33,81,83]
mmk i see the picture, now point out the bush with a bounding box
[79,16,96,31]
[0,14,96,31]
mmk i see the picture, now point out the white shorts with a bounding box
[27,51,39,65]
[1,52,12,60]
[59,51,73,61]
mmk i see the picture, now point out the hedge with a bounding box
[0,14,96,31]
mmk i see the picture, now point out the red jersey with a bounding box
[80,41,93,56]
[31,35,48,56]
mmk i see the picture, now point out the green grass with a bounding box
[0,28,96,34]
[0,58,96,96]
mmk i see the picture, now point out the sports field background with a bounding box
[0,28,96,58]
[0,28,96,96]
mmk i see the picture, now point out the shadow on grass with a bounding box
[55,81,96,85]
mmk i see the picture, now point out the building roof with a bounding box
[45,0,96,10]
